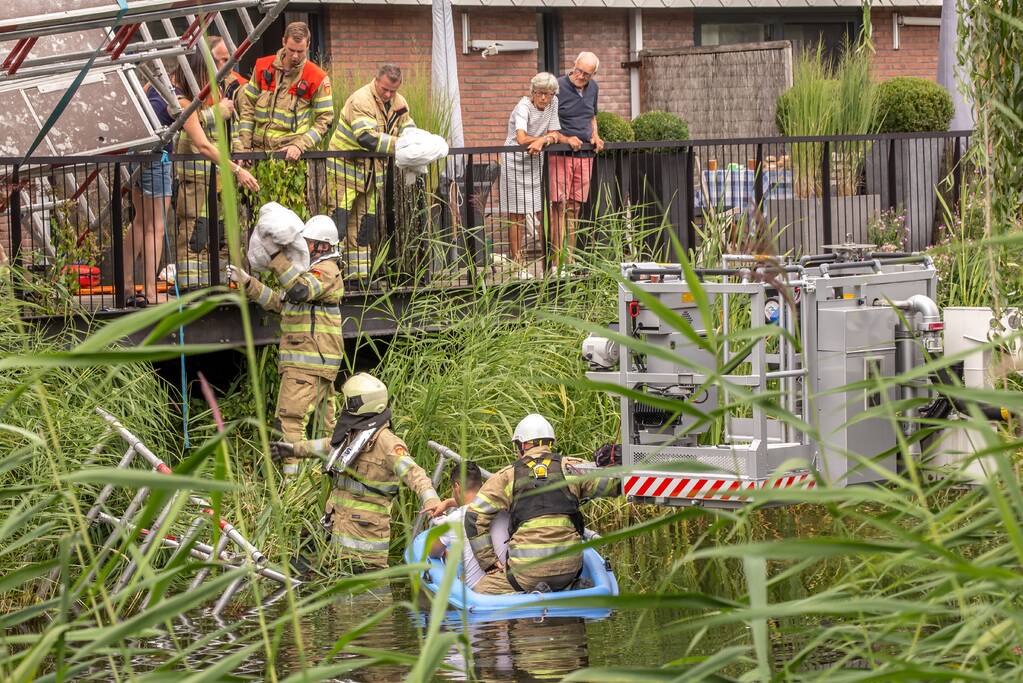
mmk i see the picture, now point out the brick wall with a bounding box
[871,8,941,81]
[642,9,695,52]
[559,9,631,117]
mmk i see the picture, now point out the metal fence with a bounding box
[0,130,970,312]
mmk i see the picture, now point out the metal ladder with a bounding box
[39,407,299,616]
[1,0,290,278]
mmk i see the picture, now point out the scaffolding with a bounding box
[48,407,300,615]
[0,0,288,267]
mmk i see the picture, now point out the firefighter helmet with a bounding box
[341,373,389,416]
[512,413,556,448]
[302,215,340,246]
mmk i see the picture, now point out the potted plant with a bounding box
[866,77,955,249]
[629,110,689,239]
[587,111,635,219]
[772,41,879,249]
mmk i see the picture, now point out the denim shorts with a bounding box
[131,159,173,198]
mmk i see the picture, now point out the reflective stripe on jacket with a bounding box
[464,446,620,586]
[325,427,441,565]
[244,252,345,379]
[234,50,333,153]
[326,82,415,194]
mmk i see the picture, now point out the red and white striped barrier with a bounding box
[623,472,816,503]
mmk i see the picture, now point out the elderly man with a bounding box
[170,36,248,288]
[549,52,604,274]
[324,64,416,280]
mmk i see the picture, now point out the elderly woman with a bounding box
[497,72,580,267]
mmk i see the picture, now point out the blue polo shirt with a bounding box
[556,74,598,152]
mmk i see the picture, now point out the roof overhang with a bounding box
[315,0,942,8]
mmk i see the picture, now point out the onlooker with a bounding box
[549,52,604,272]
[497,72,579,273]
[171,36,251,288]
[127,52,259,307]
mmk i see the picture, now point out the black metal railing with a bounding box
[0,130,971,313]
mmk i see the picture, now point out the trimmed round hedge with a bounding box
[632,110,689,141]
[596,111,635,143]
[876,77,954,133]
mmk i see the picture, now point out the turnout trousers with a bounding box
[274,367,336,475]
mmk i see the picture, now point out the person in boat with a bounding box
[429,461,491,590]
[271,373,444,570]
[464,413,621,594]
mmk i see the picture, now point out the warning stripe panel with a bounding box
[625,473,816,502]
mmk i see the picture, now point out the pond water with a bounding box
[112,583,702,681]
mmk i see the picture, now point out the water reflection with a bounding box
[102,582,682,681]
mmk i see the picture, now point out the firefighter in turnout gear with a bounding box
[465,414,621,594]
[233,22,333,158]
[226,215,344,477]
[173,37,248,289]
[325,63,415,280]
[271,373,444,569]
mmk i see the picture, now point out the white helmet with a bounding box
[341,373,388,416]
[512,413,556,449]
[302,215,339,246]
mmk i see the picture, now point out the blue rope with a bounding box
[20,0,130,164]
[159,149,190,448]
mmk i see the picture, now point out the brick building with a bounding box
[267,1,944,145]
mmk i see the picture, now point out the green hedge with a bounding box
[596,111,635,143]
[875,77,954,133]
[632,110,689,142]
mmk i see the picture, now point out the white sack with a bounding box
[248,201,310,273]
[395,128,449,183]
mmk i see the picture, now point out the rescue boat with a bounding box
[405,529,619,619]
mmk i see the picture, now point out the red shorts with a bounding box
[548,155,594,204]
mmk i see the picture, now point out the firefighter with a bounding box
[226,215,344,477]
[233,21,333,218]
[271,373,444,570]
[464,414,620,594]
[172,36,249,289]
[234,22,333,158]
[325,63,415,280]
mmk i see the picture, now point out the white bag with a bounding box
[248,202,310,273]
[395,128,449,183]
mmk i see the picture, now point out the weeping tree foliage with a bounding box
[958,0,1023,229]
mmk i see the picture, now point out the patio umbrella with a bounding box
[937,0,975,130]
[432,0,465,154]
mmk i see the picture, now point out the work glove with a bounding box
[226,264,250,286]
[269,441,295,461]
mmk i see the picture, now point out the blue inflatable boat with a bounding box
[404,529,619,620]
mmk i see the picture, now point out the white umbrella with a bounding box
[937,0,975,131]
[432,0,465,155]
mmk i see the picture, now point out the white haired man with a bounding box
[549,52,604,274]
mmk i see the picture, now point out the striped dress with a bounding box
[498,95,561,215]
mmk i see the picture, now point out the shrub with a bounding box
[631,110,689,142]
[875,77,954,133]
[596,111,635,143]
[775,80,840,135]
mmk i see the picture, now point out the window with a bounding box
[536,11,561,74]
[700,22,769,47]
[696,11,857,64]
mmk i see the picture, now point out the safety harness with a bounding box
[504,452,585,593]
[508,452,585,538]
